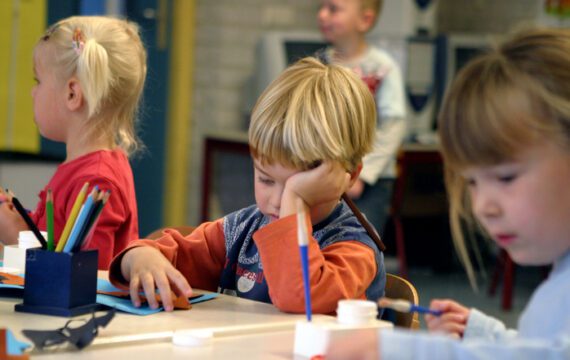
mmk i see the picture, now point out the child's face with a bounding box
[253,160,338,224]
[317,0,369,46]
[31,45,68,142]
[464,142,570,266]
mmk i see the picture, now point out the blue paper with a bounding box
[96,279,219,315]
[6,329,31,355]
[96,294,162,315]
[97,278,123,292]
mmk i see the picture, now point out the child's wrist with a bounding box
[279,189,306,218]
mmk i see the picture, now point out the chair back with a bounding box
[382,273,420,329]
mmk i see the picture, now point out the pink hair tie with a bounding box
[72,28,85,54]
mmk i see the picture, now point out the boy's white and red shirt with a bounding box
[320,45,407,184]
[109,202,386,314]
[31,149,139,269]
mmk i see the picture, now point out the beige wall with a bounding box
[186,0,545,225]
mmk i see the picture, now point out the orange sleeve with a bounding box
[109,219,227,291]
[253,213,377,314]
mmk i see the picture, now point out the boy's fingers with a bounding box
[140,273,159,309]
[129,276,142,308]
[154,272,174,311]
[167,269,193,298]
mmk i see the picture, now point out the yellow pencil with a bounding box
[55,182,90,252]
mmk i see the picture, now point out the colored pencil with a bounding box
[46,189,54,251]
[63,186,98,253]
[82,190,110,247]
[378,297,443,317]
[56,182,89,252]
[74,190,109,251]
[297,200,312,322]
[10,194,47,249]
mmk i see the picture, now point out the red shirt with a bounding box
[32,150,139,269]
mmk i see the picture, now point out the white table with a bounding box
[1,291,330,359]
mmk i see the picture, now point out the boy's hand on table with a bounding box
[121,246,193,311]
[281,161,350,216]
[425,299,470,338]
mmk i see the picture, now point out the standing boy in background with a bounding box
[0,16,146,269]
[317,0,406,237]
[109,57,386,313]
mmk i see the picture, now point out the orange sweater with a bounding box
[110,207,382,314]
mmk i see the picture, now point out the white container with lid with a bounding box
[336,299,379,325]
[294,300,393,358]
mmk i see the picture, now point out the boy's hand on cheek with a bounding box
[122,246,193,311]
[280,161,349,217]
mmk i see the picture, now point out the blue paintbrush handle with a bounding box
[299,245,312,322]
[409,304,443,316]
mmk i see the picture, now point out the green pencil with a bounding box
[46,189,54,251]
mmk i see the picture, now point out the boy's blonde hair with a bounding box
[438,27,570,287]
[37,16,147,155]
[249,57,376,172]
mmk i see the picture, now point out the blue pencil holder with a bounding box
[15,249,99,317]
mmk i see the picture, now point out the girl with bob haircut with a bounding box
[327,27,570,359]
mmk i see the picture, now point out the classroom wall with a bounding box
[185,0,546,226]
[438,0,541,33]
[187,0,317,225]
[0,0,46,153]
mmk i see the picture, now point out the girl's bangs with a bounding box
[440,66,547,170]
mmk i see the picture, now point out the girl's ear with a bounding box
[66,78,84,112]
[347,163,363,188]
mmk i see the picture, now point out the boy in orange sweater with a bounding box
[109,57,386,313]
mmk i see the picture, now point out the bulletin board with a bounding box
[0,0,46,153]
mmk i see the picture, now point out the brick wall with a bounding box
[188,0,318,224]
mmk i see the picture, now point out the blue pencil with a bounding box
[297,202,312,322]
[63,186,99,253]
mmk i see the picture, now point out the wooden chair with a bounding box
[382,273,420,329]
[146,226,196,240]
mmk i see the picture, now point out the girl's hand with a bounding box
[425,299,470,338]
[0,202,27,245]
[281,161,350,214]
[120,246,193,311]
